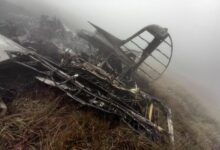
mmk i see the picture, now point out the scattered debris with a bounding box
[0,16,174,145]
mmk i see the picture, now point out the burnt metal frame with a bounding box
[7,51,174,144]
[120,34,173,80]
[85,23,173,81]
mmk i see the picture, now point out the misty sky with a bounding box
[5,0,220,115]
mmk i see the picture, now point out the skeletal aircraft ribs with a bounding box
[7,51,172,143]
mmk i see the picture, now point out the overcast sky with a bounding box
[6,0,220,116]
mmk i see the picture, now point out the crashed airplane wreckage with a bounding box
[0,22,174,144]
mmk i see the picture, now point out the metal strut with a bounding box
[9,51,173,143]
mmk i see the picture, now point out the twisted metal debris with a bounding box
[0,20,174,145]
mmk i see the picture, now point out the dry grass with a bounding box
[0,87,165,150]
[0,79,220,150]
[151,78,220,150]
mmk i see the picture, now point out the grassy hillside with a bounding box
[0,79,220,150]
[152,78,220,150]
[0,85,165,150]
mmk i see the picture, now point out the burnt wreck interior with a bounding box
[0,15,174,145]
